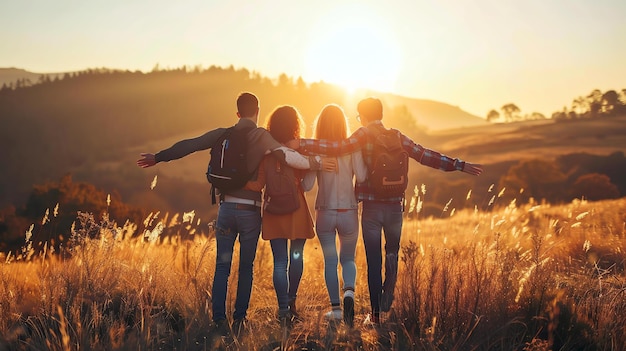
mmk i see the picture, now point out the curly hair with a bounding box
[266,105,304,143]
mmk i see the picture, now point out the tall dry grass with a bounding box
[1,190,625,350]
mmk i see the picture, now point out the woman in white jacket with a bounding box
[303,104,367,327]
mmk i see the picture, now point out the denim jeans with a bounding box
[270,238,306,312]
[316,209,358,306]
[361,201,403,314]
[211,202,262,322]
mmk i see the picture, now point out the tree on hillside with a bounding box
[277,73,293,88]
[0,205,31,251]
[529,112,546,120]
[571,96,588,116]
[552,109,568,121]
[296,76,307,91]
[602,90,622,115]
[501,103,520,122]
[587,89,603,118]
[571,173,620,201]
[486,109,500,122]
[21,174,144,248]
[498,159,568,204]
[386,104,422,136]
[557,151,626,196]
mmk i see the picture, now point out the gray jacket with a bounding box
[302,151,367,210]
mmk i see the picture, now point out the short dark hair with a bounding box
[357,97,383,121]
[266,105,303,143]
[237,92,259,118]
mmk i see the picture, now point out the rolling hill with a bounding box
[429,115,626,165]
[382,92,487,131]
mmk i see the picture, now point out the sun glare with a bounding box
[305,8,402,94]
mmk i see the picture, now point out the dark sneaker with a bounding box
[368,312,381,326]
[343,295,354,328]
[380,288,395,312]
[232,318,247,339]
[381,253,398,312]
[278,309,293,329]
[213,319,230,337]
[288,299,303,322]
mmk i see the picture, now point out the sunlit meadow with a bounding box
[1,186,625,350]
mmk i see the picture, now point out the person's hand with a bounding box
[285,138,300,150]
[137,153,156,168]
[462,162,483,176]
[321,157,338,173]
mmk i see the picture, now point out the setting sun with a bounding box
[304,7,402,93]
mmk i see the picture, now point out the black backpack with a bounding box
[368,128,409,198]
[262,155,301,215]
[206,125,254,204]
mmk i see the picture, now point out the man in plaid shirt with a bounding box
[296,97,482,324]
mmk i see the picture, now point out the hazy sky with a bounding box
[2,0,625,117]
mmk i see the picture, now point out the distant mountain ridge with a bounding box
[0,67,485,131]
[0,67,66,87]
[382,93,486,130]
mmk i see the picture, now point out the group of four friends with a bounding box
[136,92,483,337]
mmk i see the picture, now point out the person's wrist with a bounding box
[311,155,322,170]
[456,160,465,171]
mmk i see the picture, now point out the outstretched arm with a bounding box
[137,129,225,168]
[401,133,481,175]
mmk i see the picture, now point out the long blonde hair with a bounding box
[313,104,349,141]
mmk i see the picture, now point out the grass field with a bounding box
[1,191,625,350]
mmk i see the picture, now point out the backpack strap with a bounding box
[211,186,228,205]
[210,126,236,205]
[365,124,393,144]
[211,186,217,205]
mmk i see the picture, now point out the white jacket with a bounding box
[302,151,367,210]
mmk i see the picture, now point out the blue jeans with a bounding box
[270,238,306,312]
[361,201,403,314]
[212,202,262,322]
[316,209,358,306]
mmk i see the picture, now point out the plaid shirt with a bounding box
[300,121,466,203]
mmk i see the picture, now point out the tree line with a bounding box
[486,88,626,122]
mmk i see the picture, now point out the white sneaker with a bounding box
[324,309,342,321]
